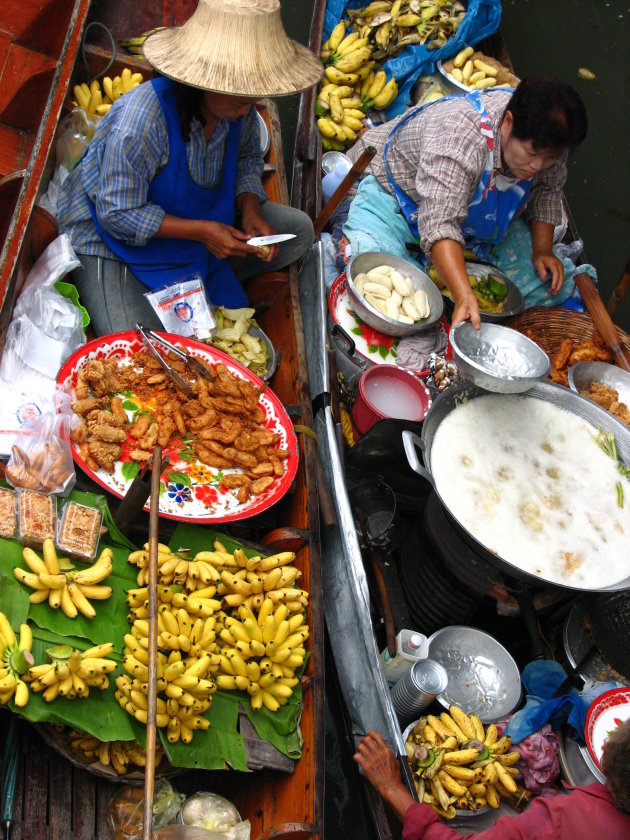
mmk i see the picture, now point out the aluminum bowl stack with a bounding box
[450,321,551,394]
[346,252,444,337]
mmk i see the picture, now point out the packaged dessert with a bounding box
[56,500,102,562]
[17,489,56,549]
[0,487,17,539]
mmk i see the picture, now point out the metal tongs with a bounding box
[135,325,196,397]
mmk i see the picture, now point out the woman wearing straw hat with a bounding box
[56,0,322,336]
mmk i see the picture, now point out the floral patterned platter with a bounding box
[57,332,298,523]
[328,273,449,376]
[584,687,630,771]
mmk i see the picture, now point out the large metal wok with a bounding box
[403,379,630,593]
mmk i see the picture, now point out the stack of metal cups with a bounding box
[391,658,448,724]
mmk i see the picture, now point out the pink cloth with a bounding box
[402,783,630,840]
[516,725,560,794]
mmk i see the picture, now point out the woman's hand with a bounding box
[197,220,259,259]
[533,250,564,294]
[353,731,416,821]
[452,292,481,329]
[239,194,279,262]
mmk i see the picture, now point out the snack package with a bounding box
[145,275,217,339]
[5,392,76,496]
[106,780,185,840]
[17,489,56,549]
[56,500,103,562]
[0,488,18,539]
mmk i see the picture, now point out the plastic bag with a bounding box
[323,0,502,116]
[106,780,185,840]
[0,235,85,384]
[55,108,100,173]
[145,274,217,339]
[5,391,76,495]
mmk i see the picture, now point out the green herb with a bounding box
[596,428,629,508]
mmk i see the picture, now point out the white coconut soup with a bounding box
[430,394,630,588]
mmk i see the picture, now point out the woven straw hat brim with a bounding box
[142,0,323,97]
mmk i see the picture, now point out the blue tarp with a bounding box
[323,0,502,117]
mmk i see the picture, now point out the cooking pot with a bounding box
[402,379,630,593]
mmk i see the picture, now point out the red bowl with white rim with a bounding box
[352,365,432,436]
[585,686,630,771]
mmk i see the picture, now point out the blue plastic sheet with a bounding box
[323,0,502,117]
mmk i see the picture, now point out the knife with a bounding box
[247,233,296,247]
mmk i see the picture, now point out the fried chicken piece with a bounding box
[79,442,100,472]
[610,401,630,427]
[182,400,205,418]
[198,426,240,444]
[70,422,88,444]
[128,449,153,462]
[548,368,569,387]
[172,407,187,438]
[188,410,218,431]
[90,424,128,443]
[583,383,618,410]
[551,338,573,371]
[568,341,613,365]
[87,439,121,472]
[223,448,258,468]
[235,429,278,451]
[270,457,285,477]
[130,414,152,439]
[111,396,128,424]
[237,485,251,504]
[72,397,104,416]
[195,446,232,469]
[251,476,274,494]
[221,474,251,488]
[138,422,159,450]
[75,366,91,400]
[157,417,176,447]
[86,410,126,429]
[248,462,274,476]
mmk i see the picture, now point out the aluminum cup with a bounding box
[391,658,448,722]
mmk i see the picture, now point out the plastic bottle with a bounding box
[380,629,428,685]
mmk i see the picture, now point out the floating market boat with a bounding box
[0,2,323,838]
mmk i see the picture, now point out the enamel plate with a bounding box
[57,331,298,523]
[585,687,630,771]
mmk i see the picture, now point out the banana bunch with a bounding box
[129,542,224,589]
[0,613,33,708]
[27,643,117,702]
[73,68,144,117]
[69,730,164,775]
[345,0,467,59]
[404,706,527,818]
[360,68,399,110]
[14,540,113,619]
[120,27,167,56]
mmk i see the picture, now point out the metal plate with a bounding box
[563,601,630,686]
[558,728,600,787]
[569,361,630,408]
[465,261,524,321]
[256,109,270,156]
[57,331,298,524]
[427,625,522,722]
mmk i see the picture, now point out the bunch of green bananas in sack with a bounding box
[0,612,33,708]
[345,0,467,60]
[120,27,167,56]
[73,68,144,117]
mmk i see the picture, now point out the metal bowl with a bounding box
[450,321,551,394]
[427,625,522,722]
[436,59,472,94]
[568,361,630,406]
[465,262,523,321]
[346,252,444,337]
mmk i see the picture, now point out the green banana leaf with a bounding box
[0,495,304,771]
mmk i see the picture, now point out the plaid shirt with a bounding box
[348,89,567,255]
[56,81,267,258]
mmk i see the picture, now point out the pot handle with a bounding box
[402,430,435,487]
[331,323,357,358]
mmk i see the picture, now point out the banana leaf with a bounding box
[0,498,305,770]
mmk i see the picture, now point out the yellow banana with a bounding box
[329,94,345,124]
[60,586,78,618]
[73,84,90,110]
[67,582,96,618]
[333,32,359,56]
[371,78,398,110]
[22,547,47,575]
[29,588,49,604]
[324,67,359,86]
[366,70,387,102]
[328,21,347,53]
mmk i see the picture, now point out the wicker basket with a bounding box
[504,307,630,360]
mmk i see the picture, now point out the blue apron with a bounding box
[384,90,532,262]
[88,76,248,307]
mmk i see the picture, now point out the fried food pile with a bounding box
[541,334,614,387]
[580,382,630,428]
[70,354,288,502]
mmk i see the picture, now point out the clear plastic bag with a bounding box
[55,108,101,173]
[106,780,185,840]
[5,392,76,496]
[144,274,217,339]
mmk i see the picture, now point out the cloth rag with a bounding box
[396,324,448,373]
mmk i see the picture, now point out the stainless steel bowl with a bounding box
[427,625,522,722]
[346,252,444,337]
[465,262,523,321]
[450,321,551,394]
[436,59,471,93]
[568,361,630,405]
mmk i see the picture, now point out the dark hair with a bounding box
[601,719,630,813]
[506,76,587,152]
[170,81,206,141]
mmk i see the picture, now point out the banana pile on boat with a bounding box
[317,20,398,149]
[345,0,467,59]
[68,730,164,775]
[404,707,525,818]
[27,643,118,702]
[72,68,144,116]
[0,612,33,708]
[13,539,113,618]
[120,539,309,743]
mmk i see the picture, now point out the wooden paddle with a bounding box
[574,272,630,371]
[313,146,376,238]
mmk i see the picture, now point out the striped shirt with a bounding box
[56,81,267,258]
[348,89,566,256]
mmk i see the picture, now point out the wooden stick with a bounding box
[574,272,630,371]
[142,445,162,840]
[607,254,630,318]
[313,146,376,238]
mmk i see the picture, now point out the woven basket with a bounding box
[504,307,630,359]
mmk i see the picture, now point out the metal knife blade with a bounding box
[247,233,296,247]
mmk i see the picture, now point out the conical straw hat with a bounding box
[143,0,323,97]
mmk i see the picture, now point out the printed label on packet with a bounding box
[144,274,217,339]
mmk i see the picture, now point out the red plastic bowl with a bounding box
[352,365,432,436]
